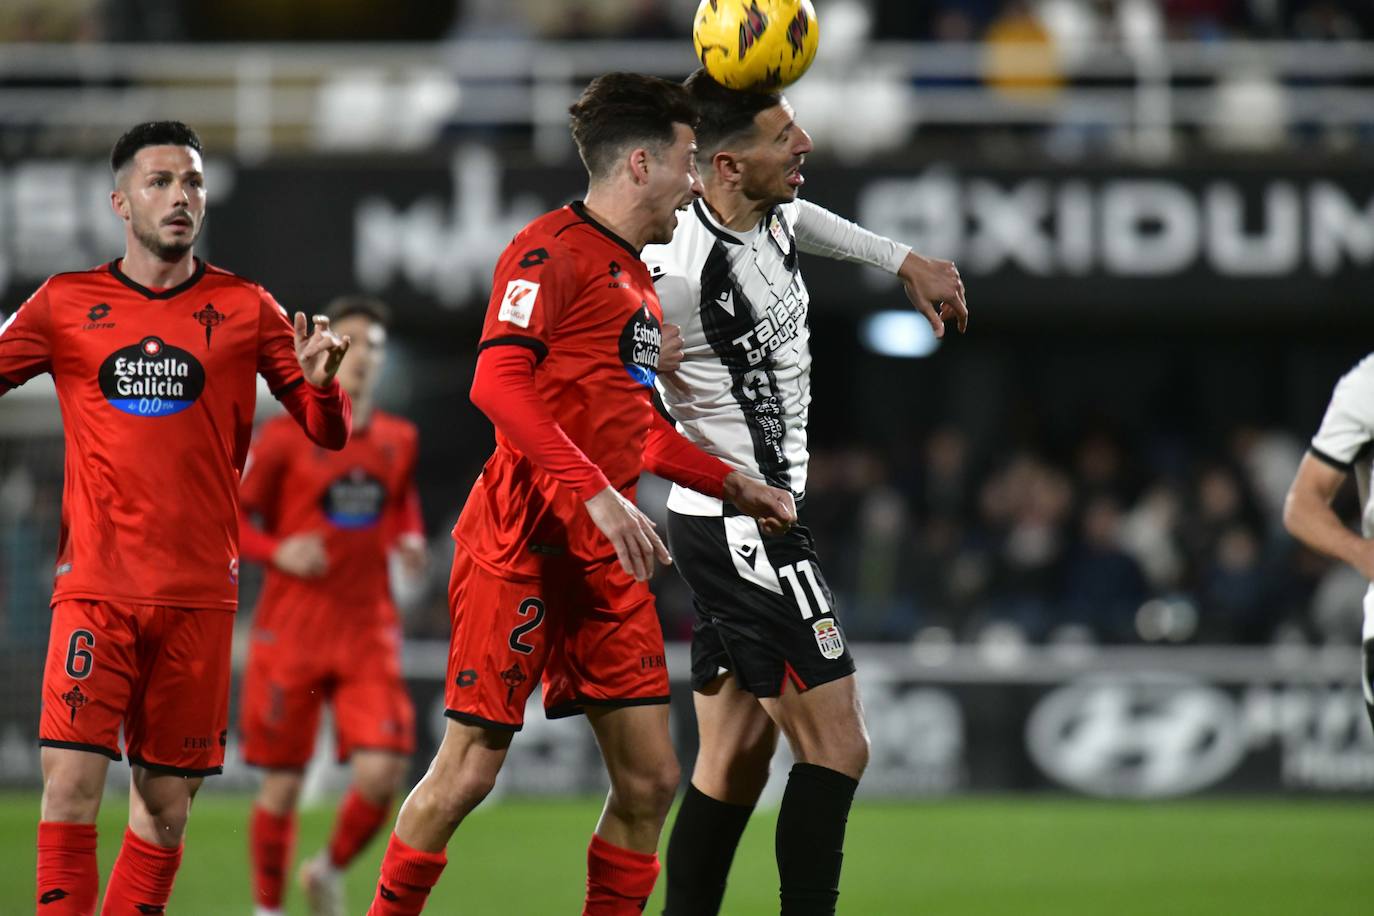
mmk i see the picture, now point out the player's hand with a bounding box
[584,485,672,582]
[898,252,967,338]
[723,471,797,537]
[658,322,685,374]
[273,532,328,578]
[294,312,352,388]
[395,533,429,576]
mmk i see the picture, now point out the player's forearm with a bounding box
[1283,492,1368,571]
[470,346,611,498]
[794,199,910,273]
[238,512,280,564]
[280,378,352,450]
[642,412,731,499]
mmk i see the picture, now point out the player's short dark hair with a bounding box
[568,72,698,181]
[324,294,392,329]
[110,121,203,176]
[684,68,782,158]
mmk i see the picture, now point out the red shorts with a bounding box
[445,546,670,731]
[238,621,415,770]
[40,600,234,776]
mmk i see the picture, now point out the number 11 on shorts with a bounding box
[777,560,829,620]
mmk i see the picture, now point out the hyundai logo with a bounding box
[1026,673,1245,798]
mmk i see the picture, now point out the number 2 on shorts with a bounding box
[508,597,546,655]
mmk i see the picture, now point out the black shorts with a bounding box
[666,511,856,698]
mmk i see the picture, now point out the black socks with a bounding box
[663,783,756,915]
[775,763,859,916]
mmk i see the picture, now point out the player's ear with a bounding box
[627,146,652,185]
[713,150,743,185]
[110,188,130,222]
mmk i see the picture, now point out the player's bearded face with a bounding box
[741,100,813,206]
[645,123,704,246]
[120,145,207,261]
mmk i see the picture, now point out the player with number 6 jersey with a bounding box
[1,121,352,916]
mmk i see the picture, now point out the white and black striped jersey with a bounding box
[1309,352,1374,639]
[644,198,910,516]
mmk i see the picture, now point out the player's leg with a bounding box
[758,674,869,916]
[101,605,234,915]
[240,636,323,916]
[300,638,415,915]
[37,600,137,914]
[585,703,680,916]
[300,751,408,916]
[368,550,539,915]
[369,720,512,915]
[666,512,863,916]
[662,671,777,916]
[545,561,676,916]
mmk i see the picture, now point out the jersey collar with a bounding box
[569,201,642,260]
[692,199,744,246]
[109,257,207,300]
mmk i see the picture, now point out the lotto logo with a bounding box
[499,279,539,328]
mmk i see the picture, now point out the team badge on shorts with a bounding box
[62,684,89,723]
[812,618,844,660]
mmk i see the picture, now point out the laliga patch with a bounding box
[499,279,539,328]
[813,617,844,660]
[767,213,791,257]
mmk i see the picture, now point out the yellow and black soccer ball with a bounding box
[692,0,820,92]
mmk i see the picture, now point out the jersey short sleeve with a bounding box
[255,290,308,397]
[0,284,54,390]
[479,233,579,359]
[1312,353,1374,470]
[642,234,699,326]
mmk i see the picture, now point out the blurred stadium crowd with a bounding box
[4,0,1372,43]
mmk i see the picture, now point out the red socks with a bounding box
[37,821,99,914]
[368,832,448,915]
[328,788,392,868]
[585,833,661,916]
[99,827,182,915]
[249,805,297,911]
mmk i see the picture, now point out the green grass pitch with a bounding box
[3,793,1371,914]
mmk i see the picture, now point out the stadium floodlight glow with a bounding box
[859,310,941,358]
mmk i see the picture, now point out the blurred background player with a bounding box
[644,71,967,916]
[1283,352,1374,732]
[366,72,795,916]
[0,120,351,916]
[238,294,426,916]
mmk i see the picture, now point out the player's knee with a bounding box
[616,759,680,822]
[428,767,497,824]
[41,771,103,822]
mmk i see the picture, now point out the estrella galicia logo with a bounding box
[98,337,205,417]
[618,302,661,388]
[321,468,386,529]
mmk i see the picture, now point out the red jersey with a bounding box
[240,409,422,636]
[0,258,351,610]
[454,202,672,576]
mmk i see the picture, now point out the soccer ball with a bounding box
[693,0,820,92]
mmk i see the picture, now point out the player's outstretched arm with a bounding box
[792,199,968,336]
[898,251,968,338]
[1283,453,1374,579]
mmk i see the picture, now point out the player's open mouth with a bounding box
[786,166,804,188]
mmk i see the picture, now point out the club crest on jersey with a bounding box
[812,617,844,660]
[321,468,387,529]
[98,336,206,417]
[619,302,662,388]
[192,302,225,348]
[499,279,539,328]
[767,212,791,256]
